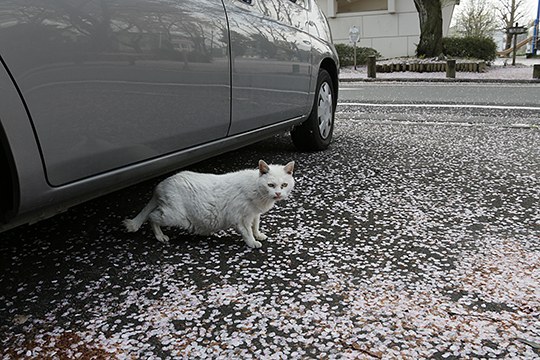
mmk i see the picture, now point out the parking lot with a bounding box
[1,102,539,358]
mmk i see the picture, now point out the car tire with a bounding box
[291,69,335,151]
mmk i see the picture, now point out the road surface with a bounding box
[1,82,539,358]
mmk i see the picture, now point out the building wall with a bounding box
[316,0,457,58]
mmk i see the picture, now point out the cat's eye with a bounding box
[281,183,288,188]
[268,183,276,188]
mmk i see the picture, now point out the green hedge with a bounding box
[442,36,497,61]
[335,43,381,67]
[336,37,496,65]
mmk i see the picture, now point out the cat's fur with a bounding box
[123,160,295,248]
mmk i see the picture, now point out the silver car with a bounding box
[0,0,339,231]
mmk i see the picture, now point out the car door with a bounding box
[0,0,230,186]
[222,0,313,135]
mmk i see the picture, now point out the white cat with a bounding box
[123,160,295,248]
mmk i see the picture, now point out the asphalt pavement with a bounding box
[339,82,540,108]
[1,90,539,358]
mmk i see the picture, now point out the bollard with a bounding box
[446,59,456,78]
[534,64,540,79]
[367,55,376,79]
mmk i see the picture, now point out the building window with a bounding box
[337,0,388,13]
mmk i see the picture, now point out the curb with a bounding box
[339,77,540,84]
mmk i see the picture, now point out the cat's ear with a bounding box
[259,160,270,176]
[284,161,295,175]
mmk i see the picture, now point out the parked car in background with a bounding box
[0,0,339,232]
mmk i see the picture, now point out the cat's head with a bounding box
[258,160,295,201]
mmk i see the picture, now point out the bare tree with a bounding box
[454,0,498,37]
[495,0,528,49]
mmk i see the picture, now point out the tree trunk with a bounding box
[414,0,443,57]
[504,1,515,51]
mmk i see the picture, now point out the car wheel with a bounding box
[291,69,335,151]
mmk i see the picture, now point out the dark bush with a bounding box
[443,36,497,61]
[335,43,381,67]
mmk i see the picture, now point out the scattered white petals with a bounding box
[1,113,539,358]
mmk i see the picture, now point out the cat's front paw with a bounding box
[246,240,262,249]
[155,234,170,244]
[254,232,268,241]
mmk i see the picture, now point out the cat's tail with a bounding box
[123,194,158,232]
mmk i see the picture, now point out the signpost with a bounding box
[508,23,527,65]
[349,26,360,70]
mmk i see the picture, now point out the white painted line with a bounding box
[336,118,538,129]
[338,102,540,111]
[340,82,539,88]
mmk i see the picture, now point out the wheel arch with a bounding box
[319,57,339,109]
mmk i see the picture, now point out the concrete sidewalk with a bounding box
[339,56,540,83]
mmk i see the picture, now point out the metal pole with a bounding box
[512,22,519,65]
[513,32,517,65]
[354,43,357,70]
[533,0,540,55]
